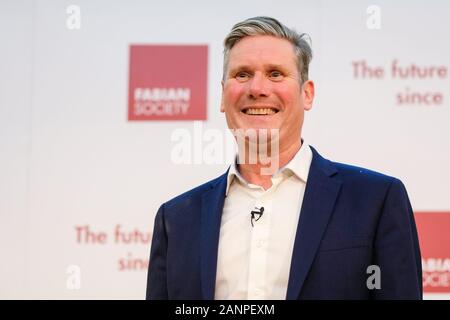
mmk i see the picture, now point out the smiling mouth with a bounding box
[242,107,279,115]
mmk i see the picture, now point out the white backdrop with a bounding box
[1,0,449,299]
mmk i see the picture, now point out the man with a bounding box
[146,16,422,300]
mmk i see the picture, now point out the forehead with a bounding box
[227,35,297,69]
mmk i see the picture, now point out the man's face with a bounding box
[221,35,314,150]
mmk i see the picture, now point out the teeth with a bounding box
[244,108,277,115]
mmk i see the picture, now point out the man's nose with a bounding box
[248,72,269,98]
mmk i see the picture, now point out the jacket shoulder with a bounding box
[310,146,399,187]
[332,161,400,189]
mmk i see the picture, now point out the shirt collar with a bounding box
[225,141,313,196]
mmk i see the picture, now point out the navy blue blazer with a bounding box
[146,147,422,299]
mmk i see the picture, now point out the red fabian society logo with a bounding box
[128,45,207,121]
[415,212,450,293]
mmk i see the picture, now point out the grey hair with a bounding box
[223,16,312,84]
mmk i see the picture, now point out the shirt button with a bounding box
[256,240,264,248]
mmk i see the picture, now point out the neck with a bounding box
[237,139,302,190]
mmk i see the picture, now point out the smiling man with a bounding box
[146,16,422,300]
[220,31,314,190]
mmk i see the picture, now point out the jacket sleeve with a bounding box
[146,204,169,299]
[373,178,423,299]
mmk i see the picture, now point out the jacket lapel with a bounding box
[200,172,228,300]
[286,147,342,299]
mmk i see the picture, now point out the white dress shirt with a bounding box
[214,142,313,300]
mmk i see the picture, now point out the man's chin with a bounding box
[230,126,280,144]
[232,122,280,132]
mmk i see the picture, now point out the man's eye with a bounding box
[236,71,250,79]
[269,70,283,79]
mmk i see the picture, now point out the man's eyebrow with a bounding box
[229,63,287,72]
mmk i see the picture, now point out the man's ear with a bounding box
[302,80,315,111]
[220,80,225,113]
